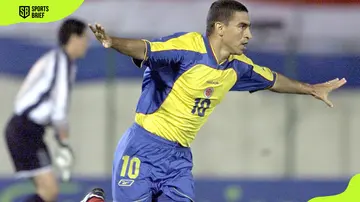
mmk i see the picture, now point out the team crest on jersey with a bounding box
[204,87,214,98]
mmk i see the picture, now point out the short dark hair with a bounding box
[58,18,86,46]
[206,0,248,36]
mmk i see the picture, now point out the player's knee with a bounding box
[37,181,59,201]
[33,172,59,201]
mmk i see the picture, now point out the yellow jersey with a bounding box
[132,32,276,147]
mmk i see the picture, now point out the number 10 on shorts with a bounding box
[120,155,141,179]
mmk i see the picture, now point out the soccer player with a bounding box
[88,0,346,201]
[4,18,89,202]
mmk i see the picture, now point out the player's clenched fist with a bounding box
[88,23,112,48]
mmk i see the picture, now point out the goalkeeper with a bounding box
[4,18,89,202]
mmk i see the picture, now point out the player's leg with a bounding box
[112,124,154,202]
[155,192,193,202]
[28,171,59,202]
[158,172,195,202]
[157,148,195,202]
[4,115,59,202]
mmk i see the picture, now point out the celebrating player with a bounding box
[4,18,89,202]
[88,0,346,201]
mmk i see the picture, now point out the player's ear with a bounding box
[214,22,224,37]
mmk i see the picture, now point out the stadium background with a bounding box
[1,0,360,201]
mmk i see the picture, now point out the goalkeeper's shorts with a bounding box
[5,114,52,178]
[112,123,195,202]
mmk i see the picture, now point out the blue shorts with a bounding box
[112,123,194,202]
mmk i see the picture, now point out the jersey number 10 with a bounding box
[120,156,141,179]
[191,98,211,117]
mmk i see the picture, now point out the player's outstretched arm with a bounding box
[88,23,146,60]
[269,73,314,95]
[270,73,346,108]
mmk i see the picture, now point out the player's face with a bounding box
[72,32,89,58]
[222,11,252,55]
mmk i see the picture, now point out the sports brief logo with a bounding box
[19,6,30,19]
[204,87,214,98]
[19,6,50,19]
[118,179,134,187]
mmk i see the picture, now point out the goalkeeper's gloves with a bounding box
[54,135,74,182]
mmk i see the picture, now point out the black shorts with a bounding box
[4,114,52,178]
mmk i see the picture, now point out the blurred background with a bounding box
[1,0,360,201]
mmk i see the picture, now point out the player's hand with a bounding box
[54,134,75,182]
[311,78,346,108]
[88,23,112,48]
[54,145,74,182]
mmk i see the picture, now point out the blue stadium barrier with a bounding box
[0,38,359,88]
[0,177,350,202]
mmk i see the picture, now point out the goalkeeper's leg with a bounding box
[81,188,106,202]
[25,171,59,202]
[5,114,59,202]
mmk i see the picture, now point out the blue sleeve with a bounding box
[132,32,189,70]
[230,61,277,93]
